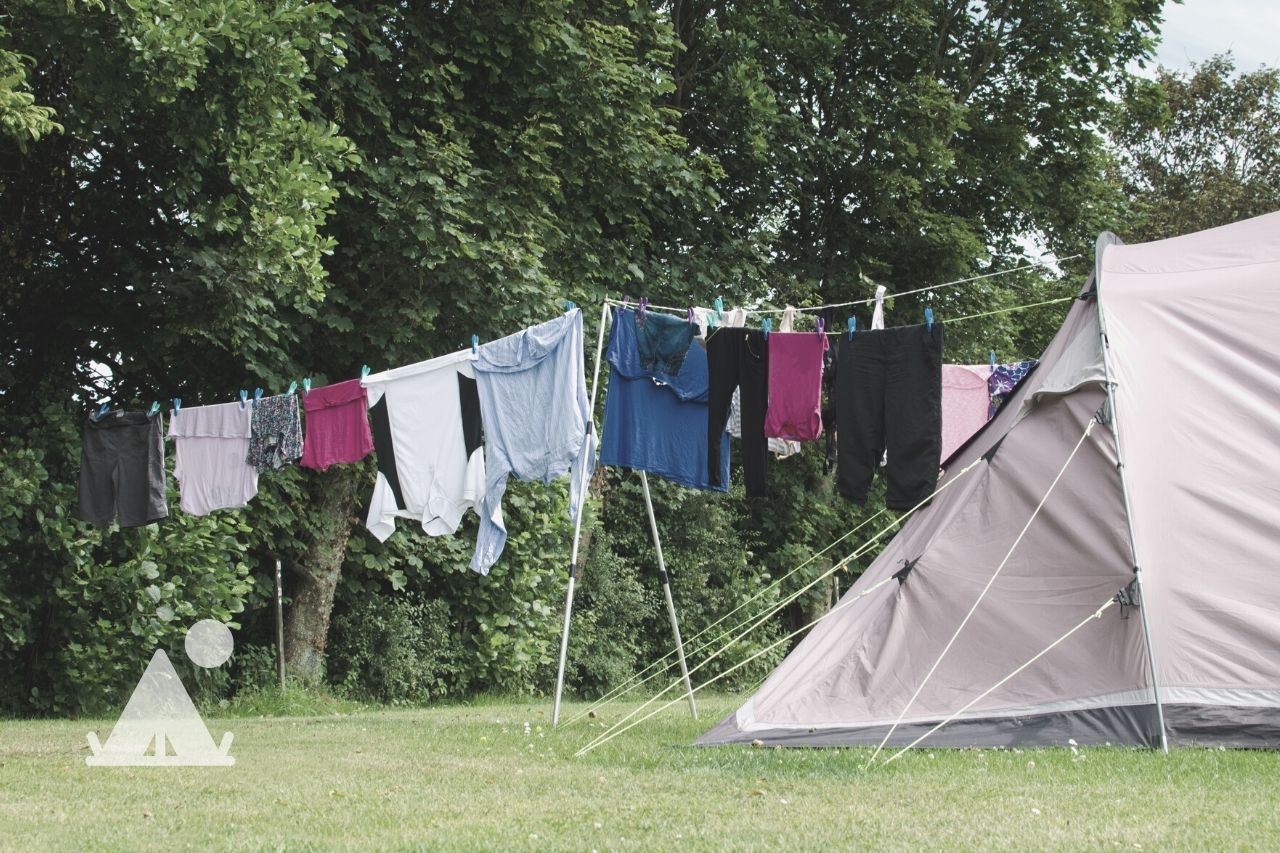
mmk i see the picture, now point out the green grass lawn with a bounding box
[4,693,1280,851]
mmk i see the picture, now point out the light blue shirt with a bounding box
[470,309,595,574]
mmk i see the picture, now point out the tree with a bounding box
[1114,54,1280,243]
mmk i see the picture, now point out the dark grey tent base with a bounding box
[696,704,1280,749]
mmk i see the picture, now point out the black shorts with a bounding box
[79,411,169,527]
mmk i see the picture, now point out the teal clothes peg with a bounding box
[361,365,370,379]
[563,299,576,313]
[239,389,248,409]
[287,381,298,395]
[714,296,724,314]
[303,378,311,394]
[471,334,480,355]
[847,316,857,340]
[253,387,263,401]
[173,398,181,415]
[924,307,935,331]
[762,318,772,340]
[989,350,997,372]
[148,401,160,417]
[95,402,109,420]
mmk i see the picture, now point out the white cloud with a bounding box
[1153,0,1280,71]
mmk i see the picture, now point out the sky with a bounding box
[1153,0,1280,71]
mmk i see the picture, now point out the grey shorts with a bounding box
[78,411,168,527]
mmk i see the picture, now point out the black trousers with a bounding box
[835,322,943,509]
[706,327,769,497]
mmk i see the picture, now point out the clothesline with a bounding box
[605,254,1083,317]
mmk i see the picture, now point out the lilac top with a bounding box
[300,379,374,470]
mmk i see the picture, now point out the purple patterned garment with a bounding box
[988,359,1037,419]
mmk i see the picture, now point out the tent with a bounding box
[699,211,1280,750]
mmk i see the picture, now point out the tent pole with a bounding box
[1094,232,1169,753]
[552,301,611,728]
[639,470,698,719]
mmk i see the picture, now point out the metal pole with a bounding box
[552,302,611,727]
[274,558,286,690]
[1094,232,1168,753]
[639,470,698,719]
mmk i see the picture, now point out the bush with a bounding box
[328,593,465,705]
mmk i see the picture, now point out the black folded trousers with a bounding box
[707,327,769,497]
[835,322,943,509]
[79,410,168,527]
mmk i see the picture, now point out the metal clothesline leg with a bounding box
[552,301,611,728]
[639,470,698,720]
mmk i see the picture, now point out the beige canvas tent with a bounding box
[700,211,1280,750]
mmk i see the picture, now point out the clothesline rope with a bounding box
[575,457,987,757]
[604,255,1083,317]
[880,596,1117,766]
[865,414,1100,768]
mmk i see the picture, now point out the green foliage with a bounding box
[1115,55,1280,242]
[329,594,465,705]
[0,402,253,717]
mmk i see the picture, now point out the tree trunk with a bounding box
[283,466,361,682]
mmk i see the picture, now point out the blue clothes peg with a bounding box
[361,365,370,379]
[303,378,311,395]
[471,334,480,356]
[563,299,576,313]
[989,350,997,372]
[847,316,857,340]
[253,387,263,401]
[287,381,298,395]
[762,318,772,340]
[714,296,724,314]
[239,389,248,409]
[173,397,181,415]
[95,402,109,420]
[924,307,935,331]
[707,310,718,329]
[148,401,160,417]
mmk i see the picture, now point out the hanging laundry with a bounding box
[362,351,485,542]
[707,327,770,497]
[299,379,374,471]
[470,309,593,575]
[940,364,992,460]
[989,359,1038,418]
[763,331,828,442]
[834,322,944,510]
[246,393,302,473]
[720,307,799,459]
[79,409,168,528]
[168,402,259,516]
[600,307,729,491]
[635,309,695,377]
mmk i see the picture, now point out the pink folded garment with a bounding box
[941,364,991,460]
[763,331,828,442]
[300,379,374,470]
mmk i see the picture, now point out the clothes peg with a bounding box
[148,401,160,417]
[287,381,298,395]
[924,307,935,331]
[94,402,109,420]
[303,378,311,395]
[638,297,649,319]
[471,334,480,356]
[762,318,772,340]
[239,389,248,409]
[173,398,181,415]
[816,317,825,338]
[989,350,997,372]
[707,311,718,329]
[361,365,370,378]
[847,316,857,340]
[563,299,576,313]
[714,297,724,314]
[254,387,263,401]
[622,294,632,309]
[687,307,696,327]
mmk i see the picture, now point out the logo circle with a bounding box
[185,619,234,668]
